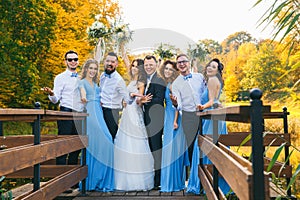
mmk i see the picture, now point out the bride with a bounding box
[114,59,154,191]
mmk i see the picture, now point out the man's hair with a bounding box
[107,52,118,61]
[144,55,157,63]
[176,53,189,61]
[64,50,78,59]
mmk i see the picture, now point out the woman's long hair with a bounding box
[129,59,147,84]
[80,59,99,83]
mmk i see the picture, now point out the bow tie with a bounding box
[71,72,78,77]
[104,73,111,78]
[183,73,192,80]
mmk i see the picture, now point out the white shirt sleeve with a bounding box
[48,74,64,104]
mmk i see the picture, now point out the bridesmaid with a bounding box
[187,58,230,194]
[79,59,114,191]
[159,60,189,192]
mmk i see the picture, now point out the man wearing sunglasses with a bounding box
[43,50,84,166]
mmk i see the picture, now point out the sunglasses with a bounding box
[66,58,78,62]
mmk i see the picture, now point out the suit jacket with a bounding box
[144,72,166,108]
[143,72,166,137]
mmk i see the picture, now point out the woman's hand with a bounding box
[130,92,143,98]
[173,122,178,130]
[139,93,153,104]
[169,94,178,107]
[81,97,87,103]
[197,104,205,111]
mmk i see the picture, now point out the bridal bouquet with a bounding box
[87,16,133,61]
[87,21,110,39]
[87,17,132,47]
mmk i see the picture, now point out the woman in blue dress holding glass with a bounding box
[79,59,114,191]
[159,60,189,192]
[187,58,230,194]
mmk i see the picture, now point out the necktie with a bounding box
[71,72,78,77]
[104,73,111,78]
[183,73,192,80]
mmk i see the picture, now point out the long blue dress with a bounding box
[160,83,190,192]
[79,79,114,191]
[186,87,230,194]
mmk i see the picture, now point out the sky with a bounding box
[117,0,275,45]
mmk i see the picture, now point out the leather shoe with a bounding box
[153,186,160,190]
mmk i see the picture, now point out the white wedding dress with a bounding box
[114,81,154,191]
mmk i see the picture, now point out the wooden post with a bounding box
[250,88,265,199]
[33,102,41,191]
[81,111,87,196]
[0,121,3,136]
[283,107,291,196]
[212,119,219,197]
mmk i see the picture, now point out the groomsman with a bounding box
[143,55,166,189]
[43,50,84,165]
[100,52,133,141]
[170,53,206,164]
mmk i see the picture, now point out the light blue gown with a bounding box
[79,79,114,191]
[187,87,230,194]
[160,83,190,192]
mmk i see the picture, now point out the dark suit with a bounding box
[143,72,166,187]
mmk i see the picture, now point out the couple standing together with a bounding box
[99,53,165,191]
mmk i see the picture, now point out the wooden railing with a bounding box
[197,89,292,200]
[0,108,88,199]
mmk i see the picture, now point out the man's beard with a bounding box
[105,67,115,75]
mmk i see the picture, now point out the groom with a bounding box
[143,55,166,189]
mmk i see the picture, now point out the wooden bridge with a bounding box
[0,89,295,199]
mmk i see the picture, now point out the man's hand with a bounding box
[41,87,54,96]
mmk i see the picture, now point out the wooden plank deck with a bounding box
[58,189,204,200]
[9,183,204,200]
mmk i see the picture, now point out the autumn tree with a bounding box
[221,31,254,53]
[242,41,283,94]
[37,0,121,109]
[0,0,56,108]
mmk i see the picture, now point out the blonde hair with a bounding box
[81,59,99,83]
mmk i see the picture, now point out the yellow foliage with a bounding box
[42,0,120,87]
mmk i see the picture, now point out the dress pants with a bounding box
[56,106,82,165]
[144,104,164,187]
[181,110,200,165]
[102,107,121,141]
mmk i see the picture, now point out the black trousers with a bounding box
[181,110,200,164]
[102,107,121,141]
[56,106,82,165]
[144,104,164,187]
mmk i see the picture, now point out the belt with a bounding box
[60,106,75,112]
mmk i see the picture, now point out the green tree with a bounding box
[0,0,56,108]
[221,31,254,53]
[243,42,283,93]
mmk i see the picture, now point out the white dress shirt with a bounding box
[48,69,84,112]
[100,71,132,109]
[172,73,206,112]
